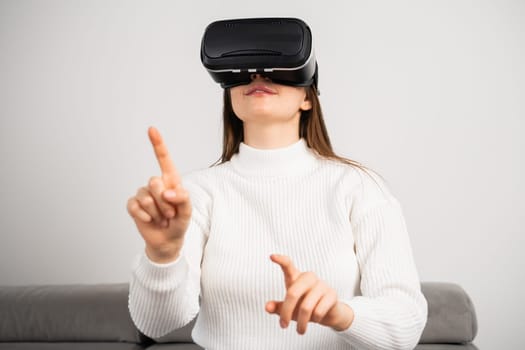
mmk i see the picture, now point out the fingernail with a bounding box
[164,190,176,198]
[165,210,174,218]
[280,319,287,329]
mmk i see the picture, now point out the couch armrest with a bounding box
[0,283,144,343]
[419,282,478,344]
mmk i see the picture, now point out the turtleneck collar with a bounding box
[229,138,320,178]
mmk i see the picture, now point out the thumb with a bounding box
[162,186,192,217]
[265,300,282,315]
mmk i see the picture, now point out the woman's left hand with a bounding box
[265,254,355,335]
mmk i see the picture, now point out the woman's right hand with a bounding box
[126,127,192,263]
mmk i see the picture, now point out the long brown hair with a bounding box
[212,85,386,188]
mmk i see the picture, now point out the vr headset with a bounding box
[200,17,319,93]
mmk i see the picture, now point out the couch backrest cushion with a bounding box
[0,281,479,345]
[419,282,478,344]
[0,283,143,343]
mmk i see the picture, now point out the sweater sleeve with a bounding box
[128,174,210,339]
[335,169,428,350]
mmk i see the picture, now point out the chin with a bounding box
[237,106,276,119]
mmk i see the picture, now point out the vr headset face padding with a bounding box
[200,18,319,91]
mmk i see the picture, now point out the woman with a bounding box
[126,73,428,349]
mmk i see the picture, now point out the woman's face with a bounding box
[229,75,312,124]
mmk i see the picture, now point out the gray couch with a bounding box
[0,282,478,349]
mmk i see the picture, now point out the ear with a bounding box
[300,90,312,111]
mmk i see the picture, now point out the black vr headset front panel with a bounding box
[201,17,318,90]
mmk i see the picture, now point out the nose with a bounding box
[250,73,270,81]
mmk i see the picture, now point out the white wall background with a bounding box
[0,1,523,348]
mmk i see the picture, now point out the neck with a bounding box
[242,115,300,149]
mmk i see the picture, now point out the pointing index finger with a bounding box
[148,126,180,189]
[271,254,300,286]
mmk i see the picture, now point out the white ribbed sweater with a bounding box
[128,138,428,350]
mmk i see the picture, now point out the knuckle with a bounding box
[136,187,146,196]
[138,195,154,207]
[312,309,324,322]
[304,271,317,280]
[317,283,329,294]
[299,303,312,315]
[286,290,300,300]
[140,186,153,198]
[126,198,137,213]
[148,176,160,188]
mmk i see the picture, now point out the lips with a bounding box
[244,84,277,96]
